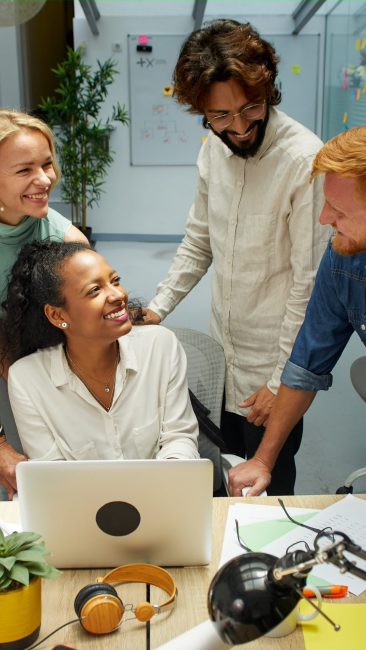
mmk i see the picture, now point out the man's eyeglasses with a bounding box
[278,499,335,543]
[206,101,266,131]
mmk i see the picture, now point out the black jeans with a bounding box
[220,410,303,496]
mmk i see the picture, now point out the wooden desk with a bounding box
[1,495,365,649]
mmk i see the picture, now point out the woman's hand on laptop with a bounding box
[0,443,28,499]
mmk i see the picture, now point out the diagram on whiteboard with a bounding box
[128,34,206,165]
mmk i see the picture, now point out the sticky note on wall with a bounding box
[292,65,301,75]
[138,35,149,45]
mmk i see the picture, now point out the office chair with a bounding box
[167,327,245,494]
[336,356,366,494]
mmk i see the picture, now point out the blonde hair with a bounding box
[312,126,366,197]
[0,109,61,186]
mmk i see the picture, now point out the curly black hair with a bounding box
[0,240,91,365]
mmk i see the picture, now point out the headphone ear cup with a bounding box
[74,583,124,635]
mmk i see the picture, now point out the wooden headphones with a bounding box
[74,563,177,635]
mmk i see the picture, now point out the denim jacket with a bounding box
[281,239,366,391]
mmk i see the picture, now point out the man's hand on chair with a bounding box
[228,457,272,496]
[133,308,161,325]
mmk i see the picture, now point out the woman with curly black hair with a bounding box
[2,241,198,473]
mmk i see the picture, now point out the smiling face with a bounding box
[0,128,57,225]
[46,250,132,344]
[320,173,366,256]
[204,78,268,158]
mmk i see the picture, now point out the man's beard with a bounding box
[213,112,269,159]
[332,232,366,256]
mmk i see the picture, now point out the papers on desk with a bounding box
[220,495,366,595]
[220,503,319,566]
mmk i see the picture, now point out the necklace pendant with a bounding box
[104,385,110,393]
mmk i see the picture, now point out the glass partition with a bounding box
[323,0,366,141]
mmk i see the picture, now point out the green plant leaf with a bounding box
[10,563,29,586]
[15,550,48,563]
[0,556,16,571]
[0,529,62,591]
[0,576,13,590]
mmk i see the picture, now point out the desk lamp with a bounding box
[157,530,366,649]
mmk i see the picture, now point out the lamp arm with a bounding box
[272,530,366,583]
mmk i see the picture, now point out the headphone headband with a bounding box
[98,563,177,611]
[76,563,177,634]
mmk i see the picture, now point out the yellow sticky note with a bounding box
[356,38,361,51]
[163,85,173,97]
[201,135,208,144]
[292,65,301,75]
[301,603,366,650]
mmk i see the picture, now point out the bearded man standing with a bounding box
[140,19,329,495]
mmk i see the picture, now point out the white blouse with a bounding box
[8,326,199,461]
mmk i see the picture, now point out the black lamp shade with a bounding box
[208,553,301,645]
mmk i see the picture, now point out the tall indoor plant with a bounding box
[0,528,60,649]
[39,47,129,238]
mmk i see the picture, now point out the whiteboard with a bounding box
[128,33,320,166]
[128,34,206,165]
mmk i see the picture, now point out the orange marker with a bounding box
[303,585,348,599]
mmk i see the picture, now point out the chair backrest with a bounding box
[336,356,366,493]
[167,327,226,492]
[350,356,366,402]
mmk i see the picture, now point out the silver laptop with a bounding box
[16,459,213,569]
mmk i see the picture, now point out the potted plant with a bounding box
[0,528,60,649]
[39,46,129,240]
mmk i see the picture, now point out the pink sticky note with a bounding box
[138,35,149,45]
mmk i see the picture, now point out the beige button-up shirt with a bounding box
[8,326,199,461]
[149,108,330,415]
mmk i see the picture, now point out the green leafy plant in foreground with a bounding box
[0,528,60,592]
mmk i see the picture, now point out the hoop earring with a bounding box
[59,322,69,329]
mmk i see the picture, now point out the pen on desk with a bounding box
[303,585,349,599]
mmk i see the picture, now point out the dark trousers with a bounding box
[220,410,303,496]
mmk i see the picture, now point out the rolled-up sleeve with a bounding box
[281,359,333,391]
